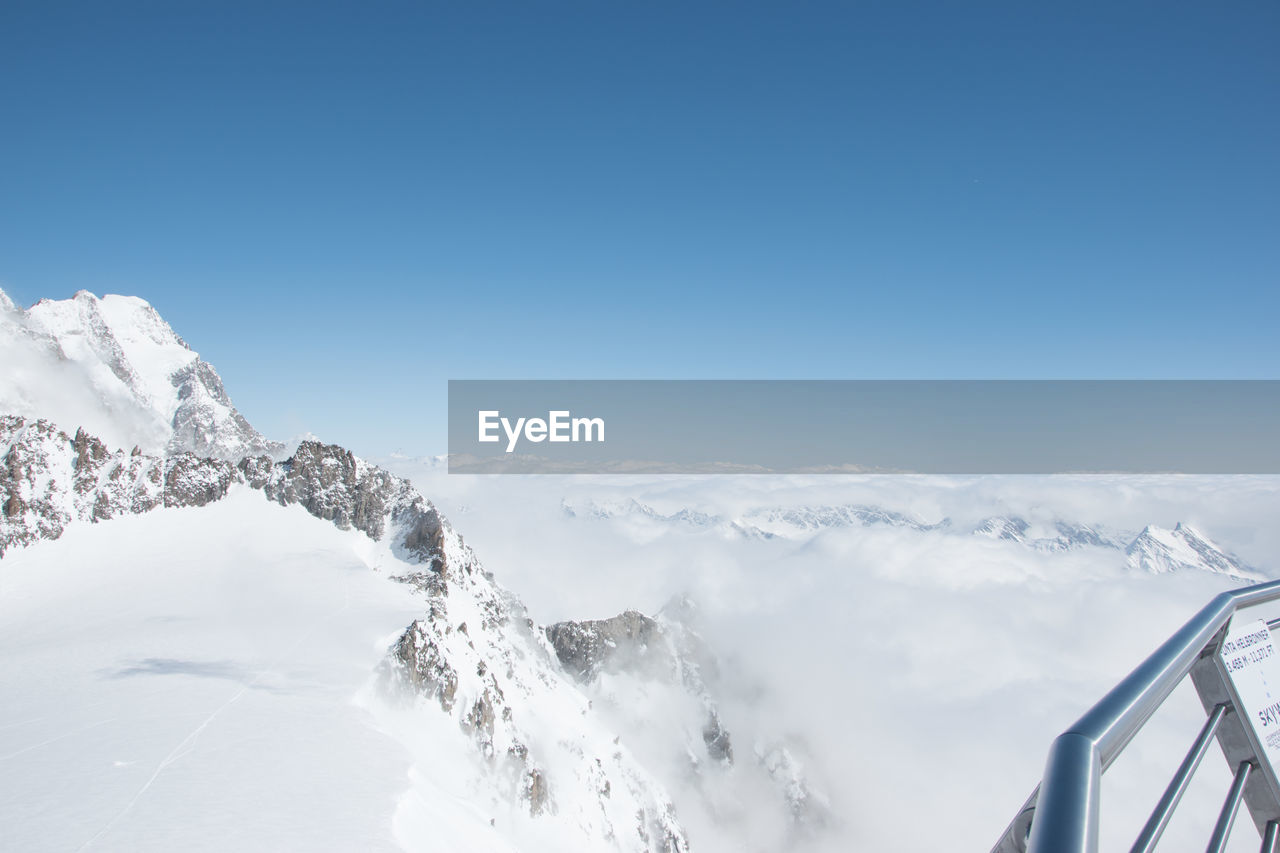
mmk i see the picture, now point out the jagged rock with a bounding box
[72,428,109,474]
[758,744,830,830]
[546,610,674,682]
[237,455,274,489]
[377,543,690,852]
[543,599,840,841]
[1,416,161,555]
[701,711,733,763]
[263,441,392,538]
[1,421,455,582]
[391,620,460,712]
[168,360,283,460]
[524,768,551,816]
[163,454,239,508]
[548,605,735,768]
[400,502,446,568]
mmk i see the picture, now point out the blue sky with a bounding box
[2,1,1277,455]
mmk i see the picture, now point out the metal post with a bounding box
[1262,821,1279,853]
[1207,762,1253,853]
[1026,733,1101,853]
[1131,704,1230,853]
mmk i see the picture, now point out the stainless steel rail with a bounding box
[993,579,1280,853]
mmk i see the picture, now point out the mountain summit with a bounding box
[1125,522,1260,579]
[0,288,280,460]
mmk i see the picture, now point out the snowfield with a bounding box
[0,490,423,852]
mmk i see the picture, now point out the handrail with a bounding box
[993,578,1280,853]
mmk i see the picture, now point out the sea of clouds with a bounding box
[381,463,1280,852]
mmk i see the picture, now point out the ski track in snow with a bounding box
[75,577,355,852]
[0,718,115,762]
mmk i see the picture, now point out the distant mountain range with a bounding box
[560,498,1262,581]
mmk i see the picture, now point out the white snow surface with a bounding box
[0,490,425,852]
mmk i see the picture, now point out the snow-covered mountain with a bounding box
[970,516,1132,552]
[1,291,824,852]
[559,497,1252,579]
[1125,523,1261,580]
[0,288,280,460]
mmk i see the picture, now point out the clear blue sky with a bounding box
[2,1,1277,455]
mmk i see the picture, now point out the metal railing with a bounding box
[993,579,1280,853]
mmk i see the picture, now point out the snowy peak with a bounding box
[560,497,943,540]
[1,289,280,460]
[1125,523,1260,579]
[748,503,942,534]
[972,516,1131,552]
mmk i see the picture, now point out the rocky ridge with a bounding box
[0,413,692,851]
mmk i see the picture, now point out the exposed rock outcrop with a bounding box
[0,418,446,572]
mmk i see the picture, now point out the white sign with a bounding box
[1221,618,1280,776]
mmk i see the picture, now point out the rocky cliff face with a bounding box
[0,415,236,555]
[545,601,830,841]
[381,585,689,852]
[0,415,448,564]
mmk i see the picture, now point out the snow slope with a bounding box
[0,490,425,852]
[1126,523,1262,579]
